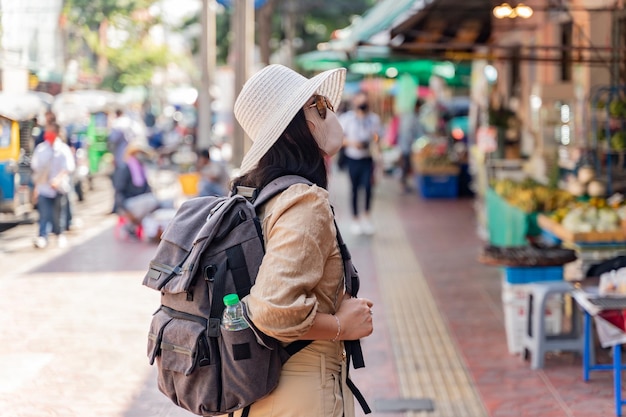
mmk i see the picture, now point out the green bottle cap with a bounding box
[223,294,240,306]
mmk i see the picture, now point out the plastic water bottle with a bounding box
[221,294,249,331]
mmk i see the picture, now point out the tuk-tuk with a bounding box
[53,90,120,175]
[0,92,47,222]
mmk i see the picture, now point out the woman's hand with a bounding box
[335,295,373,340]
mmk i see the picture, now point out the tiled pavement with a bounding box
[0,169,622,416]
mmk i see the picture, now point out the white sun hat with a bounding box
[234,64,346,175]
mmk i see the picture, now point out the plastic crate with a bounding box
[415,174,458,199]
[502,265,564,284]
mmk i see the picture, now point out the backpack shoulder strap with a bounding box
[252,175,313,208]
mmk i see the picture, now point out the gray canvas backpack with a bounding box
[143,175,370,417]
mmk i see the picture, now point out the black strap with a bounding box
[226,245,253,299]
[332,215,368,412]
[333,218,360,297]
[242,406,250,417]
[229,405,251,417]
[347,377,372,414]
[284,339,312,356]
[208,262,227,337]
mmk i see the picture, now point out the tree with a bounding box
[63,0,168,91]
[269,0,375,67]
[175,0,373,68]
[178,4,231,65]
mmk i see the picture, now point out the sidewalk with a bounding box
[332,171,616,417]
[0,169,620,417]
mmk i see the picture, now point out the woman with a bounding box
[231,64,374,417]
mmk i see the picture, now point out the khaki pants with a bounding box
[228,340,354,417]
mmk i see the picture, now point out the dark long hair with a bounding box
[232,108,328,191]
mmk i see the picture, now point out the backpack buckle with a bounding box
[235,186,259,202]
[208,318,221,337]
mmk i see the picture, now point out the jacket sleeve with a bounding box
[244,184,338,342]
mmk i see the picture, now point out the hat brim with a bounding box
[125,142,154,157]
[238,67,346,175]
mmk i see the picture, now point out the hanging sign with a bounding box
[476,126,498,153]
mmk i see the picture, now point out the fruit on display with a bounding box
[587,180,607,198]
[561,205,620,233]
[492,178,575,213]
[548,197,625,234]
[412,142,454,167]
[567,167,605,198]
[611,131,626,150]
[609,99,626,118]
[567,179,586,197]
[411,140,459,174]
[577,166,595,185]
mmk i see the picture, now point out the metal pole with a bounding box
[284,0,296,68]
[197,0,216,151]
[232,0,254,169]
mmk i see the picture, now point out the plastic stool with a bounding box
[521,280,584,369]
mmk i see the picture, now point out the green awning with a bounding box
[296,0,474,87]
[329,0,435,51]
[296,48,472,87]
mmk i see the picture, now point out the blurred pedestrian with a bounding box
[108,109,134,167]
[338,91,382,235]
[108,109,133,212]
[196,148,229,197]
[397,98,425,193]
[30,122,75,248]
[33,110,57,148]
[113,142,158,236]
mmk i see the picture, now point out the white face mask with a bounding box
[304,106,344,156]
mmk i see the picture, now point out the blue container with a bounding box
[416,174,459,199]
[502,266,564,284]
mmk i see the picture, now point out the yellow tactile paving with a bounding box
[371,188,488,417]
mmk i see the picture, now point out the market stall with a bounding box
[573,274,626,417]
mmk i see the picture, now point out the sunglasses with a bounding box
[306,95,334,119]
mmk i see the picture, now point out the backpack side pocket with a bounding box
[147,309,174,364]
[149,308,221,416]
[219,326,283,413]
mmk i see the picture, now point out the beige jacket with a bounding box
[244,183,345,342]
[236,183,355,417]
